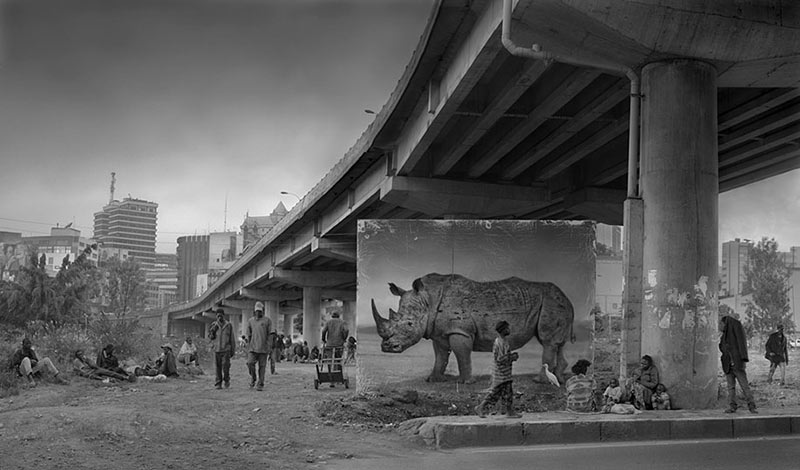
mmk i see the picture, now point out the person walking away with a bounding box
[321,311,349,382]
[247,301,273,391]
[765,324,789,385]
[209,308,235,389]
[10,338,68,386]
[719,314,757,413]
[475,320,521,418]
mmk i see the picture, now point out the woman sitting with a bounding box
[627,354,659,410]
[565,359,597,412]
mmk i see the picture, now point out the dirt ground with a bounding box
[1,349,798,470]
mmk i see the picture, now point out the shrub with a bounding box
[88,315,160,364]
[29,323,92,366]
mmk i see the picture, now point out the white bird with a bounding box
[543,363,560,387]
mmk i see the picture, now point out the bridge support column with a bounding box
[342,300,356,338]
[621,198,644,378]
[303,287,322,349]
[241,307,253,338]
[283,313,294,337]
[640,59,719,409]
[265,300,279,333]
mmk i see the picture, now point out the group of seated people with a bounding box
[72,342,183,382]
[565,354,671,413]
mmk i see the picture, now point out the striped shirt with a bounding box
[566,374,597,412]
[492,336,513,386]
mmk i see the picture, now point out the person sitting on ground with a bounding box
[292,341,305,363]
[95,344,134,381]
[10,337,68,386]
[284,337,294,363]
[601,377,623,413]
[309,345,320,363]
[627,354,659,410]
[651,383,671,410]
[73,349,132,382]
[239,335,248,350]
[177,336,198,366]
[344,336,357,365]
[155,344,180,377]
[301,341,310,362]
[565,359,597,412]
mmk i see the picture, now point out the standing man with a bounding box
[209,308,235,389]
[765,324,789,385]
[321,311,349,379]
[247,301,272,391]
[719,314,757,413]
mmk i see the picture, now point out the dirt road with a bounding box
[0,357,422,470]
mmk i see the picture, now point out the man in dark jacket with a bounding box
[209,308,235,389]
[719,315,757,413]
[10,337,68,386]
[765,324,789,385]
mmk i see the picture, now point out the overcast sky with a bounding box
[0,0,798,254]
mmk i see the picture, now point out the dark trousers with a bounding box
[247,352,269,385]
[214,351,231,387]
[725,367,754,408]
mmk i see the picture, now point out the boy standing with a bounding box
[475,320,521,418]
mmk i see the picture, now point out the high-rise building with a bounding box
[145,253,178,310]
[176,232,242,302]
[720,238,753,297]
[94,197,158,269]
[240,202,288,249]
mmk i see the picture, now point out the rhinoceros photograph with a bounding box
[357,219,596,389]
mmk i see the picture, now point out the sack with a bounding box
[610,403,639,415]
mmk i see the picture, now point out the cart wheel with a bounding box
[344,378,349,389]
[314,379,319,390]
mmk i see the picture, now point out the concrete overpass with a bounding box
[169,0,799,407]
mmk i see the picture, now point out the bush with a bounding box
[29,323,92,366]
[88,315,161,364]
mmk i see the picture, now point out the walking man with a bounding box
[209,308,235,389]
[246,301,273,391]
[719,314,757,413]
[765,324,789,385]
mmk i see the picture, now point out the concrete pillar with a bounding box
[621,198,644,378]
[227,308,241,340]
[640,60,719,409]
[241,307,253,338]
[342,300,356,338]
[283,313,294,337]
[303,286,322,349]
[265,300,279,333]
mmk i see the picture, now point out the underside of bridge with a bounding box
[170,0,799,406]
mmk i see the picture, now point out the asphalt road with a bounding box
[324,436,800,470]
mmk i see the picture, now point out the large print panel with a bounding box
[356,220,595,394]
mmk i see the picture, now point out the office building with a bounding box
[20,226,98,277]
[720,238,753,297]
[240,202,288,249]
[94,197,158,269]
[176,231,242,302]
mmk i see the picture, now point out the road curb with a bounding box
[402,413,800,449]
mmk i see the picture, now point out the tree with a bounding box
[743,237,792,339]
[105,257,148,316]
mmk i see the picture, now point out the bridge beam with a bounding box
[238,287,302,302]
[270,268,354,288]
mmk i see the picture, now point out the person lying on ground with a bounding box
[96,344,134,380]
[178,337,198,366]
[10,337,68,386]
[73,349,132,382]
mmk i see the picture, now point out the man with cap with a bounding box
[246,301,273,391]
[209,308,235,388]
[719,313,757,413]
[765,323,789,385]
[321,311,349,381]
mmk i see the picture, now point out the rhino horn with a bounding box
[389,308,398,321]
[371,299,392,338]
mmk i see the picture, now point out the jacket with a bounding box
[209,320,236,354]
[765,331,788,363]
[719,316,749,373]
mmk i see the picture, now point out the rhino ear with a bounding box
[388,282,406,297]
[412,278,424,293]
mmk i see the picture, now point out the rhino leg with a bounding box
[555,343,568,382]
[540,342,558,384]
[426,339,450,382]
[449,334,475,384]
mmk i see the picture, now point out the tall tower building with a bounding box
[94,197,158,269]
[176,231,242,302]
[720,238,753,297]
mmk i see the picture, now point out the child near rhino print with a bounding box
[475,320,521,418]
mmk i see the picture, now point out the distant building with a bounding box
[596,255,623,315]
[720,238,753,298]
[240,202,288,250]
[20,226,98,277]
[596,224,622,255]
[176,232,243,302]
[144,253,178,310]
[94,197,158,269]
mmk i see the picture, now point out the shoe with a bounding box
[224,382,230,389]
[215,384,222,390]
[474,405,486,418]
[249,381,256,389]
[256,384,264,391]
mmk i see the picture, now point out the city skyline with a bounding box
[0,0,798,254]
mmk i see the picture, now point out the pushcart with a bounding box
[314,346,349,389]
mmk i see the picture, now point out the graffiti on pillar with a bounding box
[645,274,715,333]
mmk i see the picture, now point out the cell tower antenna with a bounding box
[224,191,228,232]
[109,172,116,203]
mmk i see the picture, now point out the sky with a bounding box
[0,0,798,254]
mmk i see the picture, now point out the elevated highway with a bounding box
[169,0,799,405]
